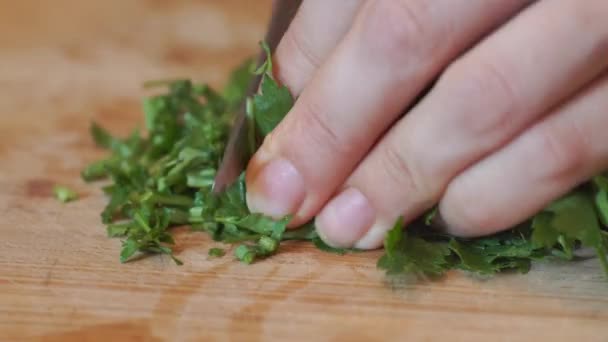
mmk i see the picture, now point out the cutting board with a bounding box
[1,1,607,341]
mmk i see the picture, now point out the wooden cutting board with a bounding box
[1,1,607,341]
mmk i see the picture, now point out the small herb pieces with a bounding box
[53,185,78,203]
[208,248,226,258]
[82,44,305,266]
[234,245,256,264]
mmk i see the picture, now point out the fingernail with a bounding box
[246,157,305,219]
[315,188,375,248]
[353,223,390,250]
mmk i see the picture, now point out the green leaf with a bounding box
[107,222,131,237]
[53,185,78,203]
[90,122,141,158]
[254,41,273,75]
[378,218,451,277]
[248,42,293,136]
[235,245,256,264]
[223,58,255,108]
[208,248,226,258]
[282,222,318,240]
[101,188,130,224]
[151,245,183,265]
[595,188,608,226]
[257,236,279,254]
[596,243,608,276]
[312,237,348,255]
[556,235,575,260]
[187,169,216,188]
[215,214,291,240]
[81,159,111,182]
[120,238,139,263]
[424,207,438,226]
[170,255,184,266]
[546,191,602,247]
[449,239,496,275]
[531,212,558,249]
[90,122,119,149]
[384,217,404,258]
[530,190,608,273]
[251,76,294,136]
[593,175,608,191]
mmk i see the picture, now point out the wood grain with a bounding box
[1,1,607,341]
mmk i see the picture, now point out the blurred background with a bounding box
[0,0,272,189]
[0,0,271,129]
[0,0,272,84]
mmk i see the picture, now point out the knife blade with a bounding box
[213,0,302,193]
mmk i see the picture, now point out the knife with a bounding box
[212,0,302,193]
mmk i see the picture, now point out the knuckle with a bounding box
[362,0,440,65]
[577,2,608,60]
[441,186,501,237]
[298,99,352,156]
[285,23,322,69]
[534,120,590,182]
[380,142,434,207]
[444,57,520,136]
[450,203,498,237]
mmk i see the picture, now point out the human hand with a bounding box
[245,0,608,249]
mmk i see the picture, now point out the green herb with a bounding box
[234,245,255,264]
[53,185,78,203]
[82,41,608,282]
[208,247,226,258]
[377,218,451,278]
[377,188,608,278]
[250,42,294,136]
[531,190,608,274]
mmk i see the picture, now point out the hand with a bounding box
[245,0,608,249]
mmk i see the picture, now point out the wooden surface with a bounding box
[1,1,607,341]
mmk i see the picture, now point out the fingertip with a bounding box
[352,222,390,250]
[315,188,376,248]
[245,156,306,221]
[437,192,507,238]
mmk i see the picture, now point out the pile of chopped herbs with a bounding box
[82,43,608,280]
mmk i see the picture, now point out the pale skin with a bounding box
[245,0,608,249]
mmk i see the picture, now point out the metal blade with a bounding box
[213,0,302,193]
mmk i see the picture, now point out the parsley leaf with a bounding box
[208,248,226,258]
[53,185,78,203]
[532,190,608,274]
[249,41,294,136]
[449,239,497,275]
[377,218,451,277]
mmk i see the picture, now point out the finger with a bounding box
[274,0,363,95]
[316,0,608,248]
[247,0,532,226]
[440,70,608,236]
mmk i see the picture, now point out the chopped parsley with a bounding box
[53,185,78,203]
[208,248,226,258]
